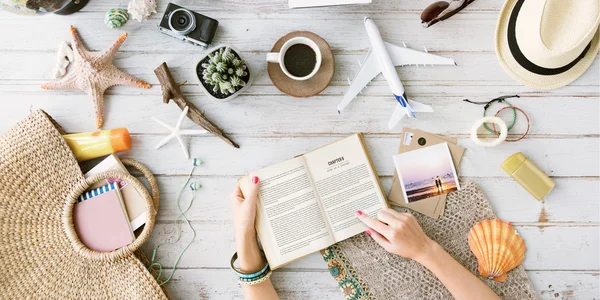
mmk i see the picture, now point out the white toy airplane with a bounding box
[338,17,457,129]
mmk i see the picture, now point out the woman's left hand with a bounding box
[231,176,264,272]
[231,176,260,239]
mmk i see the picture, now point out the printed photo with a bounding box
[392,142,460,203]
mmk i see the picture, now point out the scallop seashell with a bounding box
[467,218,526,282]
[104,8,129,29]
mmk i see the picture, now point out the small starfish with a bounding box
[153,106,207,159]
[42,25,151,128]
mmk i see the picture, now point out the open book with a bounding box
[239,133,388,269]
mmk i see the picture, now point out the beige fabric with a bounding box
[329,181,536,300]
[0,110,167,299]
[495,0,600,90]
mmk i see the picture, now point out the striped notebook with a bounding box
[79,182,118,202]
[74,183,134,252]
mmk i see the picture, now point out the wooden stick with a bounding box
[154,62,239,149]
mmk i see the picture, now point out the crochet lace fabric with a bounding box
[322,181,536,300]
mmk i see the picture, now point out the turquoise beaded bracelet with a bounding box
[238,269,271,282]
[230,252,270,280]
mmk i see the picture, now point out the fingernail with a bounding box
[365,229,372,236]
[356,210,363,216]
[252,176,259,184]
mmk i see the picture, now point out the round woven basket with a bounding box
[0,110,167,299]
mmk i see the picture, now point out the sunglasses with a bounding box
[421,0,476,28]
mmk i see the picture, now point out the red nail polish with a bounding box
[356,210,363,216]
[252,176,259,184]
[365,229,372,236]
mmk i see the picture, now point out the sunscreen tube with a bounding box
[501,152,555,200]
[63,128,131,162]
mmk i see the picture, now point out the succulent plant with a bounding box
[201,47,248,96]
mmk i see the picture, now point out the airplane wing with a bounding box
[337,48,381,113]
[338,42,455,113]
[385,42,456,66]
[388,100,434,130]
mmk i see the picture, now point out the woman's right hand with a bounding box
[357,208,437,264]
[359,208,501,300]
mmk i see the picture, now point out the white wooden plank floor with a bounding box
[0,0,598,299]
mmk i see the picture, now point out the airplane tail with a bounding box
[388,100,434,130]
[389,104,408,130]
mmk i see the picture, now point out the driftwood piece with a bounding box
[154,62,239,149]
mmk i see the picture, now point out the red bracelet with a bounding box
[492,106,530,142]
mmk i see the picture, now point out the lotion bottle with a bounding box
[501,152,555,200]
[63,128,131,162]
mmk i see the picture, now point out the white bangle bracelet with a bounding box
[239,271,273,286]
[471,116,508,147]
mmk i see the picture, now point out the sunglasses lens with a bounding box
[421,1,450,22]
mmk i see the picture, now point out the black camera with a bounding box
[158,3,219,48]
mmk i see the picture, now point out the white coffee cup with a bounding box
[266,37,322,81]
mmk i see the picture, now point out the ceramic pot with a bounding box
[196,45,253,102]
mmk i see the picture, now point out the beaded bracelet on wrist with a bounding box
[230,251,271,285]
[238,268,271,283]
[231,254,269,279]
[239,271,273,286]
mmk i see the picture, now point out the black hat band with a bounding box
[507,0,592,76]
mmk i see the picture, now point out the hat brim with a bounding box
[495,0,599,90]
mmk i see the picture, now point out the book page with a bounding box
[241,157,335,268]
[303,134,387,242]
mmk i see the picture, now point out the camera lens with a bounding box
[168,8,196,35]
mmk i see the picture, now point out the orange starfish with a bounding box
[42,25,151,128]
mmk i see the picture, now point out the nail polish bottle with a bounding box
[501,152,555,200]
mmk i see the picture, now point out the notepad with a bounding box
[85,154,147,231]
[74,183,135,252]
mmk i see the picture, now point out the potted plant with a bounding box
[196,46,253,102]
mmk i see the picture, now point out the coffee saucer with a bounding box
[268,31,335,98]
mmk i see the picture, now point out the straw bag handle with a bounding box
[62,159,159,262]
[121,158,160,210]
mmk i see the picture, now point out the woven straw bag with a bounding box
[0,110,167,299]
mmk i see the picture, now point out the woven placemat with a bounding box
[322,181,536,300]
[0,110,167,299]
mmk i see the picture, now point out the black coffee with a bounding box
[283,44,317,78]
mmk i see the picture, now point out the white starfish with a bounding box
[153,106,207,159]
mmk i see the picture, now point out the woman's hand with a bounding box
[232,176,260,238]
[231,176,264,272]
[359,208,500,300]
[231,176,280,299]
[357,208,436,264]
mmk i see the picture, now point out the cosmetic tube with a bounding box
[501,152,555,200]
[63,128,131,162]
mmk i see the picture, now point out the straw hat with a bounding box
[495,0,600,90]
